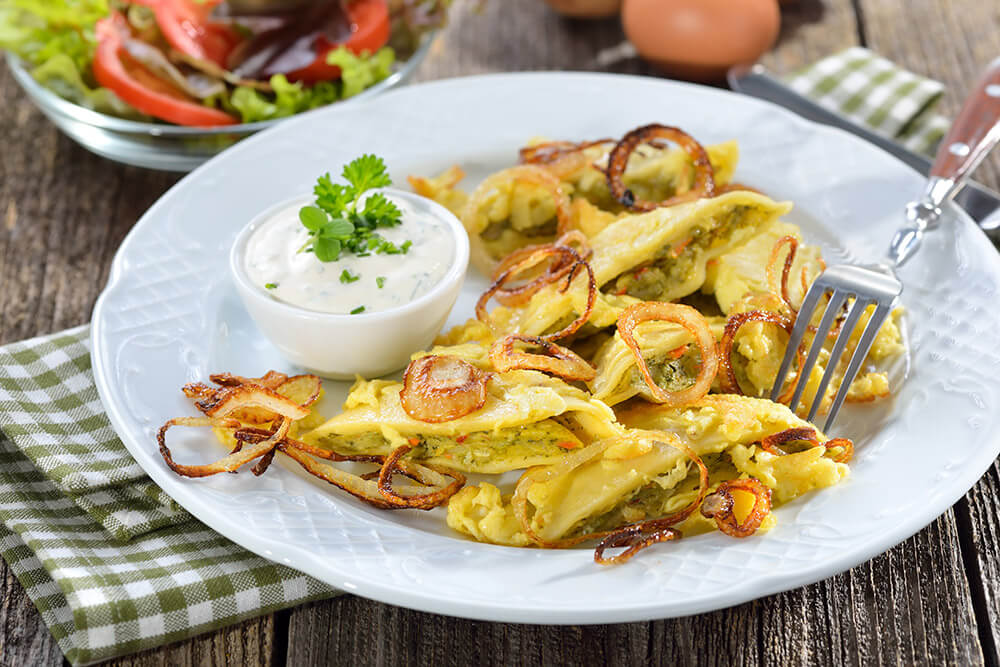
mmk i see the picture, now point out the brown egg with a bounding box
[543,0,621,19]
[622,0,781,80]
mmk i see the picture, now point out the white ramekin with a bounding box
[229,188,469,379]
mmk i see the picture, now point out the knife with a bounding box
[727,64,1000,235]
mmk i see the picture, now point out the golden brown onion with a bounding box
[605,124,716,211]
[700,478,772,538]
[616,303,719,406]
[157,416,287,478]
[759,428,854,463]
[376,444,466,510]
[399,355,491,423]
[489,334,596,381]
[718,310,793,395]
[766,235,798,313]
[484,245,581,309]
[477,250,596,342]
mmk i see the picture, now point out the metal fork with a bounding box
[771,57,1000,431]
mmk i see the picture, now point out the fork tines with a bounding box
[769,265,901,432]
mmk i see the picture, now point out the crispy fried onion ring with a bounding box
[376,443,466,509]
[759,427,854,463]
[161,416,464,510]
[766,235,799,313]
[399,355,491,423]
[605,124,716,211]
[699,478,772,538]
[158,416,288,478]
[617,303,719,406]
[477,249,597,341]
[489,334,596,381]
[518,139,615,179]
[489,234,592,308]
[463,164,573,237]
[594,432,710,565]
[718,310,794,396]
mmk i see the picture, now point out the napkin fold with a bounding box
[784,46,950,156]
[0,326,335,666]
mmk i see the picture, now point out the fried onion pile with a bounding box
[160,373,465,511]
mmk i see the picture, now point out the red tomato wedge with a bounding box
[94,15,237,127]
[132,0,243,67]
[286,0,390,84]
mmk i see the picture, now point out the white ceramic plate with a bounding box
[91,72,1000,623]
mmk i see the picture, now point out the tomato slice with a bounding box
[286,0,390,84]
[132,0,243,67]
[94,15,237,127]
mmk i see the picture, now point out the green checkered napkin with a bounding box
[0,326,336,665]
[786,46,950,156]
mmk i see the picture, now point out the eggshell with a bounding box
[543,0,621,18]
[622,0,781,80]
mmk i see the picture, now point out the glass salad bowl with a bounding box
[6,36,433,173]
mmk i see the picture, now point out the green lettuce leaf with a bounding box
[227,47,395,123]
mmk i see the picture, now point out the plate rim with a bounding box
[91,70,1000,624]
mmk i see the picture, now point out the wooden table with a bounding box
[2,0,998,664]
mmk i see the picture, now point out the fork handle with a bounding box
[929,57,1000,194]
[889,58,1000,266]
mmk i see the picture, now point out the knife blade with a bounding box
[727,64,1000,233]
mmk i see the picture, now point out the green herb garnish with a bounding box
[298,155,413,263]
[340,269,360,284]
[350,305,366,314]
[376,276,386,289]
[264,282,278,290]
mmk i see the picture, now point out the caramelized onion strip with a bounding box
[157,416,286,478]
[376,444,466,509]
[489,334,596,381]
[617,303,719,406]
[399,355,491,423]
[758,428,854,463]
[766,235,799,313]
[700,478,772,538]
[477,249,596,342]
[482,245,581,310]
[519,139,614,179]
[605,124,716,211]
[718,310,794,395]
[193,383,310,421]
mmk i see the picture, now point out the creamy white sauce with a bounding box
[244,192,454,314]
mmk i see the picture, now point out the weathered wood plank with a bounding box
[287,508,980,666]
[0,555,63,667]
[106,616,278,667]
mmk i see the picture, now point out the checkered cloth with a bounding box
[785,46,950,156]
[0,326,335,665]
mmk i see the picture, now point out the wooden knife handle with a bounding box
[929,57,1000,185]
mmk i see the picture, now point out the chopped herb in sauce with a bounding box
[340,269,360,284]
[350,305,366,314]
[376,276,386,289]
[297,154,413,263]
[264,282,278,290]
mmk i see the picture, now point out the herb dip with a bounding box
[244,192,454,314]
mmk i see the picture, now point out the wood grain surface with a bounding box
[1,0,998,665]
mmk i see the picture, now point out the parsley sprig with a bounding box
[298,155,411,263]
